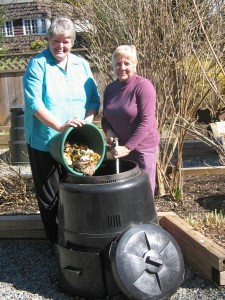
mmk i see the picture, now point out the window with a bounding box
[41,19,47,34]
[2,21,14,37]
[23,18,49,35]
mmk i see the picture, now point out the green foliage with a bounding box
[0,48,6,54]
[186,209,225,230]
[30,39,48,51]
[181,56,225,94]
[0,7,5,49]
[0,55,32,70]
[172,186,182,201]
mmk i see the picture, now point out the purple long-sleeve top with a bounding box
[102,74,159,151]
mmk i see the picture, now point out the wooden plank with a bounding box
[0,214,42,228]
[0,229,46,239]
[13,73,24,107]
[159,213,225,287]
[0,134,10,145]
[0,126,10,148]
[0,75,10,125]
[160,214,225,271]
[166,165,225,176]
[8,73,24,109]
[181,166,225,176]
[221,271,225,286]
[212,268,225,286]
[157,211,177,218]
[0,215,46,239]
[166,140,216,157]
[0,126,10,131]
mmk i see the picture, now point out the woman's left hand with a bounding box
[111,146,131,159]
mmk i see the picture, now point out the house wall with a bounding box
[1,0,78,53]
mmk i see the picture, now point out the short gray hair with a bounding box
[112,45,138,75]
[47,17,76,45]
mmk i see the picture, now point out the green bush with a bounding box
[0,48,6,54]
[30,39,48,51]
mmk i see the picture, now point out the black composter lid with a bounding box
[109,223,185,300]
[10,105,24,112]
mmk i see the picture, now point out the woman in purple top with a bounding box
[101,45,159,195]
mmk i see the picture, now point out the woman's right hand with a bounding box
[59,117,86,132]
[105,129,117,147]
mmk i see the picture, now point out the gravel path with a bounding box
[0,240,224,300]
[176,154,223,168]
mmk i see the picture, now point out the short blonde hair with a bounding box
[112,45,138,75]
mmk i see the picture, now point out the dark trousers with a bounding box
[27,144,67,243]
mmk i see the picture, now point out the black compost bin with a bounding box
[57,160,157,249]
[9,105,29,165]
[55,160,184,299]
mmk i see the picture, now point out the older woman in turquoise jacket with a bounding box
[23,17,100,244]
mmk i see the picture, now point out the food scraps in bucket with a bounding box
[64,142,101,176]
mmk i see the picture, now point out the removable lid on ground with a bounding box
[50,123,106,176]
[109,223,184,300]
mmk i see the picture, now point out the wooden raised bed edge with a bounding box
[167,165,225,176]
[0,214,46,239]
[158,212,225,288]
[0,212,224,288]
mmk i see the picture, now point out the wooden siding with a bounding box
[0,71,24,125]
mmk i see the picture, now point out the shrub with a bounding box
[30,39,48,51]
